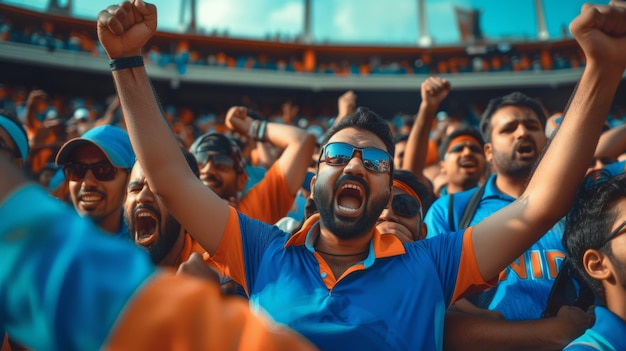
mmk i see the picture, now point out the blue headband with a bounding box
[0,115,28,161]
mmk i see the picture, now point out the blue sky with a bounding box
[7,0,603,45]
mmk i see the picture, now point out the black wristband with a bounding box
[109,56,144,71]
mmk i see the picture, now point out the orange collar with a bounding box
[285,213,406,259]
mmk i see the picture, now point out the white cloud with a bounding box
[269,2,303,31]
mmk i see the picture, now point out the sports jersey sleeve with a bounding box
[451,227,495,302]
[237,162,295,224]
[419,227,494,306]
[0,184,155,350]
[209,207,288,296]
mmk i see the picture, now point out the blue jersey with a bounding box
[209,208,493,350]
[564,307,626,350]
[424,174,566,320]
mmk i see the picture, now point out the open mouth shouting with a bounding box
[133,205,160,246]
[458,157,479,172]
[335,180,366,218]
[515,140,536,160]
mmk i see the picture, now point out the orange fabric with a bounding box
[174,233,207,267]
[207,207,248,295]
[238,162,295,224]
[450,227,496,304]
[425,139,439,166]
[392,179,423,212]
[445,135,481,154]
[106,274,317,350]
[1,334,12,351]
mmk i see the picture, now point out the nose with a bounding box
[136,183,155,204]
[343,150,367,177]
[81,168,99,187]
[515,124,530,138]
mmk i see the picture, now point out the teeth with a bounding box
[138,212,152,217]
[337,205,359,213]
[81,195,101,202]
[341,184,362,193]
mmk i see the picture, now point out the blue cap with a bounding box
[55,125,135,168]
[0,114,28,162]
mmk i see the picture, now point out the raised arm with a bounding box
[97,0,229,254]
[473,2,626,280]
[594,123,626,159]
[225,106,316,195]
[402,77,450,186]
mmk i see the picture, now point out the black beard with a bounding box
[125,208,182,264]
[492,150,536,179]
[147,216,181,264]
[314,174,389,240]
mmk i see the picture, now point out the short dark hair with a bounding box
[438,127,485,160]
[564,170,626,306]
[393,169,434,214]
[479,92,547,142]
[393,134,409,145]
[323,106,394,162]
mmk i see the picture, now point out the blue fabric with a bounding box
[55,125,135,168]
[0,114,28,161]
[243,164,266,194]
[0,184,155,351]
[235,212,467,350]
[564,307,626,350]
[424,174,566,320]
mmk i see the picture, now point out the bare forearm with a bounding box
[595,124,626,158]
[402,102,437,184]
[444,312,579,351]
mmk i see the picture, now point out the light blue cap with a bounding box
[0,114,28,161]
[55,125,135,168]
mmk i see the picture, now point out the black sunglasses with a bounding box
[63,161,118,181]
[319,142,391,173]
[391,193,422,218]
[194,152,235,170]
[448,143,482,154]
[0,139,20,159]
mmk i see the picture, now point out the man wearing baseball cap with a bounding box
[56,125,135,239]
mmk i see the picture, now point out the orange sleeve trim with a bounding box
[208,207,249,295]
[106,273,317,351]
[450,227,496,304]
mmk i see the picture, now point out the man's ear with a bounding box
[438,160,447,175]
[484,143,494,163]
[583,249,613,281]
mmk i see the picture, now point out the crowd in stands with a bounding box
[1,7,586,76]
[3,1,626,350]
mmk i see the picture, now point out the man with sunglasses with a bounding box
[376,169,434,243]
[563,162,626,350]
[56,125,135,239]
[436,127,486,196]
[190,105,316,225]
[81,0,626,349]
